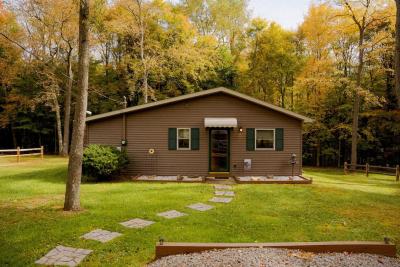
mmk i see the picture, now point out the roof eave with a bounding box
[86,87,313,123]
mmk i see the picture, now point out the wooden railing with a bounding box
[0,146,44,163]
[344,162,399,181]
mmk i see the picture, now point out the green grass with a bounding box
[0,157,399,266]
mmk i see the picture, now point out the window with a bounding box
[177,128,191,150]
[255,129,274,150]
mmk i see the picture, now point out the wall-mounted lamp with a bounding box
[239,127,243,133]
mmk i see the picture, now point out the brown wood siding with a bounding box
[87,93,303,176]
[86,116,122,147]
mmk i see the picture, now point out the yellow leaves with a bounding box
[299,3,337,60]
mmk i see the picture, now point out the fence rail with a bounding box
[344,162,399,181]
[0,146,44,162]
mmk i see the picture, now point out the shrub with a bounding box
[82,144,128,182]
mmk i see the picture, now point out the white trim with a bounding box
[177,128,191,150]
[255,129,275,150]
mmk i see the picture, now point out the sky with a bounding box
[248,0,314,30]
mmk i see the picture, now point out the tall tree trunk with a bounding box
[137,0,148,103]
[395,0,400,108]
[338,138,341,168]
[64,0,90,211]
[53,94,63,155]
[351,31,364,169]
[280,73,285,108]
[10,123,17,148]
[316,138,320,167]
[61,50,73,156]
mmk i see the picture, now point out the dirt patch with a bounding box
[0,194,64,210]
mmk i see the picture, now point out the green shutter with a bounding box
[191,128,200,150]
[168,128,177,150]
[275,128,284,151]
[246,128,255,151]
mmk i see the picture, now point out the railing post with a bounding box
[17,146,20,163]
[344,161,348,175]
[396,165,399,182]
[365,163,369,177]
[40,146,44,160]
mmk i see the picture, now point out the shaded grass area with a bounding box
[0,158,399,266]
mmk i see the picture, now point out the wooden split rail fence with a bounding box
[344,162,399,181]
[0,146,44,163]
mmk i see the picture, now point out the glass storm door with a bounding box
[209,129,230,172]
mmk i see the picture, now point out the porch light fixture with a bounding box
[239,127,243,132]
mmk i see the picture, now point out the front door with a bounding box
[209,129,230,172]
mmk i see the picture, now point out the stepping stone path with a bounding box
[157,210,187,219]
[209,197,233,203]
[36,183,236,265]
[81,229,122,243]
[35,245,92,267]
[187,203,214,211]
[120,218,155,229]
[214,185,232,190]
[215,191,235,197]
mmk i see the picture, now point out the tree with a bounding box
[123,0,152,104]
[337,0,389,168]
[64,0,90,211]
[395,0,400,107]
[58,1,79,156]
[243,20,302,107]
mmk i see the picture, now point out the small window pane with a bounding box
[179,139,190,148]
[256,130,274,149]
[178,129,190,139]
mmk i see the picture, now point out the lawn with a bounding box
[0,156,399,266]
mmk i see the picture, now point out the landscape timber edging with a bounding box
[233,175,312,184]
[155,241,397,259]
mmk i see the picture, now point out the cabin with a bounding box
[85,87,312,178]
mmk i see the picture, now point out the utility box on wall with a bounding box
[244,159,252,171]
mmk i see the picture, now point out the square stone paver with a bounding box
[157,210,187,219]
[214,185,233,190]
[187,203,214,211]
[215,191,235,197]
[81,229,122,243]
[120,218,155,229]
[35,245,92,266]
[209,197,233,203]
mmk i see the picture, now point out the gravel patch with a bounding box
[148,247,400,267]
[237,176,304,182]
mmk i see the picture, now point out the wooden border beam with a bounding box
[155,241,397,259]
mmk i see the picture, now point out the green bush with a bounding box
[82,144,128,182]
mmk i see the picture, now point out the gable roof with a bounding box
[86,87,313,123]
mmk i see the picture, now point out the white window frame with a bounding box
[255,129,275,150]
[177,128,191,150]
